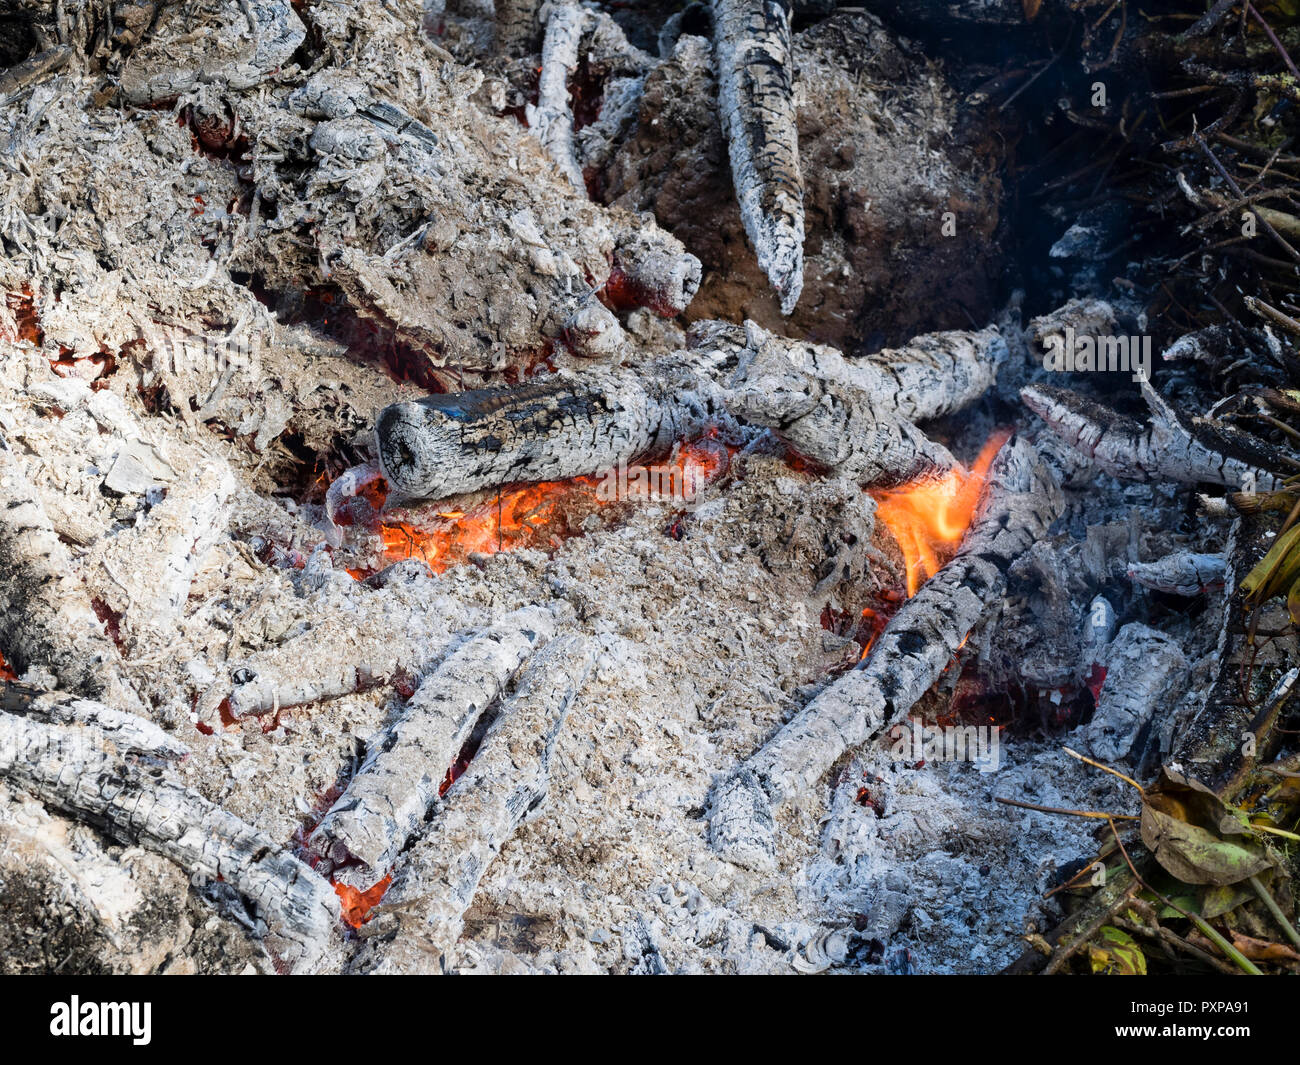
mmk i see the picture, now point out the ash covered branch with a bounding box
[0,713,339,971]
[709,437,1062,870]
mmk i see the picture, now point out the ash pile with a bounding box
[0,0,1297,976]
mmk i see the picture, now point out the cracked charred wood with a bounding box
[0,442,144,715]
[377,319,1005,501]
[1127,551,1227,597]
[1077,623,1188,765]
[713,319,1007,485]
[711,318,1008,423]
[709,436,1062,870]
[1021,380,1286,492]
[310,605,560,882]
[361,635,594,970]
[0,713,339,971]
[712,0,805,315]
[1,682,188,759]
[531,4,657,200]
[374,359,733,502]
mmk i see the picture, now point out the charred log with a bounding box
[376,320,1006,501]
[1127,551,1226,597]
[709,436,1062,869]
[494,0,543,57]
[531,1,590,191]
[0,713,339,971]
[310,605,560,882]
[373,360,733,501]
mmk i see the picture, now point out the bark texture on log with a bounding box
[310,605,560,880]
[715,320,1006,485]
[2,683,188,760]
[0,714,339,971]
[374,361,731,501]
[1022,381,1283,491]
[0,442,143,715]
[363,635,594,970]
[712,0,805,315]
[710,436,1062,869]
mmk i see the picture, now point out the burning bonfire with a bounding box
[2,0,1300,987]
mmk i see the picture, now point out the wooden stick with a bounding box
[0,713,339,971]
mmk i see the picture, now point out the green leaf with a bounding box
[1201,882,1257,920]
[1140,769,1276,886]
[1090,927,1147,975]
[1140,805,1274,886]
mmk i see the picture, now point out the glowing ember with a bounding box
[380,476,599,573]
[870,430,1011,597]
[858,605,889,660]
[0,650,14,682]
[373,438,730,573]
[3,287,42,345]
[335,875,392,929]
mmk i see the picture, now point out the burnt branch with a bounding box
[310,605,560,881]
[531,1,591,191]
[709,437,1062,869]
[203,561,494,724]
[712,0,805,315]
[716,319,1006,485]
[1022,380,1285,491]
[494,0,543,56]
[1,682,188,760]
[1127,551,1226,597]
[360,635,594,970]
[0,713,339,971]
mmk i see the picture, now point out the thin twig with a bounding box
[1249,873,1300,948]
[995,796,1139,821]
[1062,746,1145,794]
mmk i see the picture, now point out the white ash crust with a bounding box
[1076,622,1189,764]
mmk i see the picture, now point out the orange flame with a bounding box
[334,875,392,929]
[0,650,14,682]
[870,431,1011,597]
